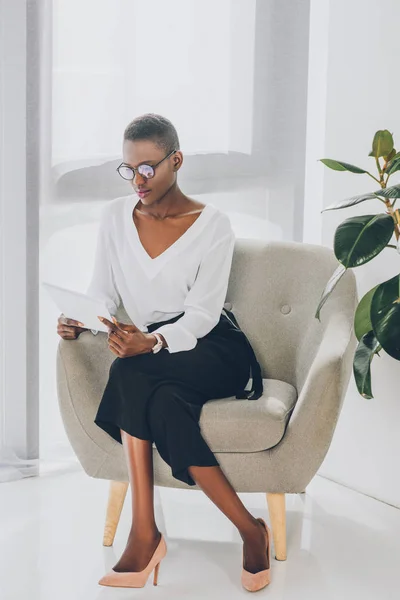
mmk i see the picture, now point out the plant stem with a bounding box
[385,203,400,241]
[366,171,382,185]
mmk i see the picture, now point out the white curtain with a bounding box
[52,0,256,167]
[0,0,41,483]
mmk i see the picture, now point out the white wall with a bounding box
[305,0,400,508]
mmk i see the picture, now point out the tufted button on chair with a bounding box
[56,239,358,560]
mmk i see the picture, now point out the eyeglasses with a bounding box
[116,148,177,181]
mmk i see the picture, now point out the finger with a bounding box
[113,317,138,333]
[112,317,127,330]
[111,319,130,334]
[108,338,124,355]
[64,317,85,327]
[62,317,81,326]
[108,332,124,350]
[61,324,83,331]
[109,328,125,342]
[59,325,80,334]
[60,332,76,340]
[98,316,120,332]
[110,346,122,357]
[103,319,129,338]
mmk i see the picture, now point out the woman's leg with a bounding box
[111,430,162,573]
[146,383,269,575]
[188,465,270,574]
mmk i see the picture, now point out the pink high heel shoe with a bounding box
[98,533,167,588]
[241,517,271,592]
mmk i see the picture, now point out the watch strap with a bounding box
[151,333,164,353]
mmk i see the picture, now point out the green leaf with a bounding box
[353,330,380,399]
[322,192,379,212]
[368,129,394,158]
[386,156,400,176]
[319,159,367,173]
[334,214,394,268]
[384,148,397,163]
[370,273,400,360]
[322,183,400,211]
[315,263,347,321]
[372,183,400,198]
[354,285,380,341]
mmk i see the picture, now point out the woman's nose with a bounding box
[133,170,147,185]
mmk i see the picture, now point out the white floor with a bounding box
[1,464,399,600]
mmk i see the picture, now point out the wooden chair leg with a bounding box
[266,492,287,560]
[103,480,129,546]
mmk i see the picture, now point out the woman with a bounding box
[57,113,271,592]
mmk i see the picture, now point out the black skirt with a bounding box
[94,308,263,486]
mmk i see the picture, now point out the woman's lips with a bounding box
[137,190,151,198]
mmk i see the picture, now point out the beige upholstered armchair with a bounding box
[56,239,358,561]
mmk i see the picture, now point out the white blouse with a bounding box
[86,194,236,353]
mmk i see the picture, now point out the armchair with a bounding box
[56,239,358,560]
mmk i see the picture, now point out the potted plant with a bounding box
[315,129,400,399]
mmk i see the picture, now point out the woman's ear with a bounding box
[174,152,183,170]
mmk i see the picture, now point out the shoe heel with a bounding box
[153,560,161,586]
[98,533,167,589]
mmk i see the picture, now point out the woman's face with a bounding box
[122,139,181,204]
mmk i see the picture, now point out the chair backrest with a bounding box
[224,238,358,390]
[115,239,358,391]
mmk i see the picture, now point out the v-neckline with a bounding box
[126,195,215,266]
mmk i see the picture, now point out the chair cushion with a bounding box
[151,379,296,453]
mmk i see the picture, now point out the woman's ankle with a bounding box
[238,516,262,541]
[129,524,160,540]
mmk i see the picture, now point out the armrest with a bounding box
[267,312,357,490]
[295,310,356,397]
[56,330,118,466]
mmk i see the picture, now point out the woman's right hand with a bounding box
[57,313,88,339]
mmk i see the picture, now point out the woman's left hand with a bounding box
[98,316,154,357]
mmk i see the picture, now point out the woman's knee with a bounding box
[147,384,177,416]
[146,384,193,432]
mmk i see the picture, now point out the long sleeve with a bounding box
[86,207,120,334]
[151,231,236,353]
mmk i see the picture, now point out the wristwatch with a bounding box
[151,333,164,354]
